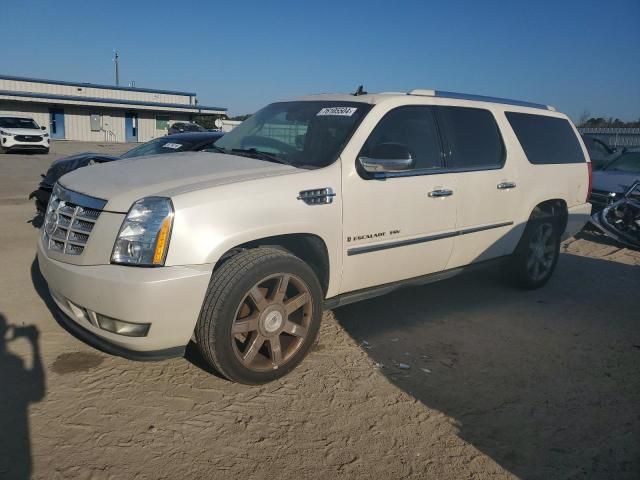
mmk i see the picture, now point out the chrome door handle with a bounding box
[497,182,517,190]
[428,188,454,198]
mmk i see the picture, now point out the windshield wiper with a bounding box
[231,148,290,165]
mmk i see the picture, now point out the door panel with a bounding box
[446,168,520,268]
[435,106,521,268]
[125,112,138,142]
[340,105,458,294]
[341,174,458,293]
[49,108,65,139]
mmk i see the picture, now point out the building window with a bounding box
[156,115,170,131]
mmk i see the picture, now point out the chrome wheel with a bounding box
[231,273,312,372]
[526,223,556,282]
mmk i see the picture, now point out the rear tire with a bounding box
[507,216,560,289]
[196,247,323,384]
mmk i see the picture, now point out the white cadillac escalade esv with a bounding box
[37,89,592,384]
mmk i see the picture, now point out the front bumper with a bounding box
[563,202,592,240]
[37,238,213,358]
[2,135,49,151]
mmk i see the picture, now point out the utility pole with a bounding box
[113,50,120,86]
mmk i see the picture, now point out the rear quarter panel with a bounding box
[497,107,590,229]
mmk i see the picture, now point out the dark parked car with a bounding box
[168,122,207,135]
[589,148,640,211]
[581,134,617,170]
[591,181,640,249]
[30,131,224,212]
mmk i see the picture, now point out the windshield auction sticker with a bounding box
[317,107,358,117]
[162,143,183,149]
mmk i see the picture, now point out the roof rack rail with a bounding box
[407,89,552,111]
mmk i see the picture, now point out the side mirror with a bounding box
[359,143,414,173]
[40,126,46,130]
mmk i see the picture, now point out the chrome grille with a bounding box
[15,135,43,142]
[43,184,106,256]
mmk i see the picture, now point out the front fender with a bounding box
[164,165,343,296]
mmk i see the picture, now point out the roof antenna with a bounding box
[353,85,367,96]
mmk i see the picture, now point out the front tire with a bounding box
[508,217,560,289]
[196,247,323,384]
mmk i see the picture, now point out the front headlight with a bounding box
[43,133,49,138]
[111,197,174,266]
[0,129,13,136]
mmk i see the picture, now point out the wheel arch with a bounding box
[213,233,331,296]
[529,198,569,234]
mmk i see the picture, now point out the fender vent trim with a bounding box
[297,188,336,206]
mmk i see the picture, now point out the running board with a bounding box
[323,256,507,310]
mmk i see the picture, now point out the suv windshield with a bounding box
[120,138,196,159]
[214,101,372,168]
[603,151,640,173]
[0,117,39,129]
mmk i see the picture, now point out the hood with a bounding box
[59,151,299,212]
[50,151,119,167]
[592,170,640,194]
[43,152,120,187]
[1,127,46,136]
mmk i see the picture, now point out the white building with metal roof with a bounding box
[0,74,226,143]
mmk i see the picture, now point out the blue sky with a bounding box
[3,0,639,120]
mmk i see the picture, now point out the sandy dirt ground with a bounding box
[0,141,639,480]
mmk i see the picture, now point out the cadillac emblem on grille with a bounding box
[43,184,106,256]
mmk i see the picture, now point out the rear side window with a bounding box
[436,106,504,169]
[361,106,443,170]
[506,112,585,164]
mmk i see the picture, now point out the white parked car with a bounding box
[0,115,50,153]
[37,89,592,384]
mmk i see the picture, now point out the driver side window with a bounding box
[361,106,443,170]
